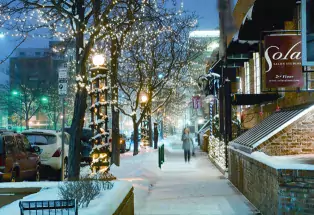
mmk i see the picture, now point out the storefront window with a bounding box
[244,62,250,94]
[253,53,261,94]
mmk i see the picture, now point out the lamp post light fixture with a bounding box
[92,54,106,67]
[89,54,110,173]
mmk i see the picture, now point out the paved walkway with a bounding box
[110,136,258,215]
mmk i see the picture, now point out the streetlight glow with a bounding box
[141,95,148,103]
[12,90,19,95]
[92,54,105,67]
[0,33,4,39]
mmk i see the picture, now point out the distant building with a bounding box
[9,41,68,90]
[184,30,220,135]
[8,41,72,130]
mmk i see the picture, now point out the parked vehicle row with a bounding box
[22,129,69,180]
[1,127,132,182]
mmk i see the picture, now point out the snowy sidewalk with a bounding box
[110,136,258,215]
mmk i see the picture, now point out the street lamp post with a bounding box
[89,54,110,173]
[140,92,149,146]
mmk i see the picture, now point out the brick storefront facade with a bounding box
[257,109,314,156]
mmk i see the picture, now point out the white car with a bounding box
[22,129,69,180]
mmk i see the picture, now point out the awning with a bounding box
[231,93,281,105]
[238,0,297,40]
[198,120,211,134]
[227,31,259,55]
[230,105,313,153]
[209,59,222,75]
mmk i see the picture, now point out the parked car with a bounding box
[64,127,93,164]
[0,131,41,182]
[22,130,69,180]
[120,134,128,153]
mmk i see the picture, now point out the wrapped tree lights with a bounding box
[140,93,149,146]
[89,54,110,173]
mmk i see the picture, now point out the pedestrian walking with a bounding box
[181,128,195,163]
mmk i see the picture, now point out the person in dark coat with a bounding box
[153,122,158,149]
[181,128,194,163]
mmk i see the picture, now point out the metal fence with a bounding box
[158,144,164,168]
[19,200,78,215]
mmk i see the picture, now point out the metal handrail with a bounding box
[19,199,78,215]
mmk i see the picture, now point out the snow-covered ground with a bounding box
[0,180,132,215]
[110,136,258,215]
[0,136,259,215]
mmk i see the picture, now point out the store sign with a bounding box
[264,35,303,88]
[192,96,202,109]
[302,0,314,66]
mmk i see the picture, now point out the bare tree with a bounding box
[0,0,162,180]
[118,10,205,155]
[8,85,45,130]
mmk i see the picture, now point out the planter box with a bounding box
[0,181,134,215]
[229,147,314,215]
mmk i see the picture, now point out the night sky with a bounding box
[0,0,236,83]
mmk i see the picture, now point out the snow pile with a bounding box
[230,146,314,170]
[0,181,132,215]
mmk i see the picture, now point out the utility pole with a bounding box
[61,97,65,180]
[218,0,235,170]
[58,66,68,180]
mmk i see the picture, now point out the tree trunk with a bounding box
[110,37,120,166]
[69,89,87,180]
[68,0,85,181]
[148,113,152,147]
[25,112,29,130]
[133,117,139,156]
[160,116,164,140]
[53,111,57,130]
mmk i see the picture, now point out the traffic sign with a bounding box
[58,69,68,79]
[58,82,67,95]
[58,76,68,96]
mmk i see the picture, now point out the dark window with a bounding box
[28,76,39,81]
[24,134,57,145]
[15,135,26,152]
[19,52,25,56]
[4,136,15,154]
[35,52,41,56]
[23,136,31,151]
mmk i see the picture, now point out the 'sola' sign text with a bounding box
[264,35,303,88]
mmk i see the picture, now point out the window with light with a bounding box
[253,52,261,94]
[244,62,250,94]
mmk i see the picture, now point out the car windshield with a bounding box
[24,134,57,145]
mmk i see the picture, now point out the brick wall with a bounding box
[229,147,314,215]
[256,110,314,156]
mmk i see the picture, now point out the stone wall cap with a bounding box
[229,145,314,171]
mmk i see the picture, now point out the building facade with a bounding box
[200,1,314,214]
[8,42,70,130]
